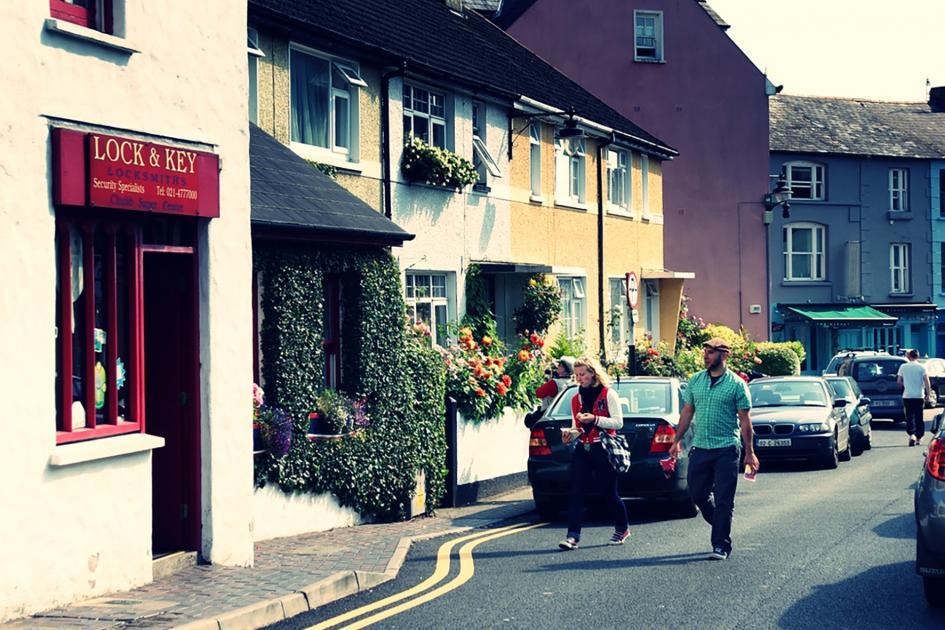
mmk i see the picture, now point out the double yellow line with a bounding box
[306,521,545,630]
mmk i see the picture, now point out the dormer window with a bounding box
[634,11,663,62]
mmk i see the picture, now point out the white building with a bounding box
[0,1,253,620]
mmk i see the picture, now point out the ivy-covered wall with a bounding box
[254,244,446,521]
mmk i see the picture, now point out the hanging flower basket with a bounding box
[401,137,478,189]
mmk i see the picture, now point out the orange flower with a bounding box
[482,371,493,380]
[475,388,486,397]
[474,365,484,377]
[482,335,493,347]
[518,350,530,362]
[501,374,512,387]
[496,383,508,395]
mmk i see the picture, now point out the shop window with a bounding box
[50,0,112,33]
[406,272,451,345]
[404,84,449,149]
[290,46,365,158]
[56,219,142,444]
[323,275,343,390]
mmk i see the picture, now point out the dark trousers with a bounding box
[904,398,925,439]
[687,445,740,553]
[566,442,628,540]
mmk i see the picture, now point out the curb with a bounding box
[172,500,535,629]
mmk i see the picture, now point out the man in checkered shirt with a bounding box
[669,337,760,560]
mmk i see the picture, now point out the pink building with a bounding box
[492,0,772,338]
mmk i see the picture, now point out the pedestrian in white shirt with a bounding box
[897,349,932,446]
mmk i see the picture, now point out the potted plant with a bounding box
[306,389,370,440]
[252,383,293,457]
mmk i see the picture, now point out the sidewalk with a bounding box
[4,487,535,630]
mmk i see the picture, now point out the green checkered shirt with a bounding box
[682,369,752,449]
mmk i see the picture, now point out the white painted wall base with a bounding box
[457,408,529,486]
[252,486,364,541]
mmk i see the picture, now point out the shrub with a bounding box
[674,347,704,379]
[401,136,478,189]
[549,330,586,360]
[780,340,807,366]
[676,295,708,350]
[633,338,682,377]
[755,342,802,376]
[514,274,561,336]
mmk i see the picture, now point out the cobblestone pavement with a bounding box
[3,488,534,629]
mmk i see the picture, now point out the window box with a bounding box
[401,137,477,189]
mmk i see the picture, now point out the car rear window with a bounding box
[854,360,903,381]
[548,381,672,419]
[827,378,853,398]
[749,381,828,406]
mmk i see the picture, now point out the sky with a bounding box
[706,0,945,102]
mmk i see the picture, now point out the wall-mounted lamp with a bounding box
[762,168,791,224]
[555,107,584,140]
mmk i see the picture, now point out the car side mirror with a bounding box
[858,397,871,406]
[932,413,943,434]
[833,398,848,408]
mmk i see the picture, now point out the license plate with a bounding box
[757,438,791,447]
[873,400,897,407]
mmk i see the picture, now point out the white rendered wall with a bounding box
[0,2,252,621]
[457,409,529,486]
[252,487,364,541]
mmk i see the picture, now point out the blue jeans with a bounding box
[687,445,740,553]
[566,442,628,540]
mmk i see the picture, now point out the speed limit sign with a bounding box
[625,271,639,309]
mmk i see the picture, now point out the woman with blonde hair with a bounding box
[558,357,628,549]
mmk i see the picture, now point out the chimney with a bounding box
[445,0,463,12]
[930,86,945,113]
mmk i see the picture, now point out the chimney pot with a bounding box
[929,86,945,113]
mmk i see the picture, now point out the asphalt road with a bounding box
[270,412,945,630]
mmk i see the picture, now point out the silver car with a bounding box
[915,413,945,607]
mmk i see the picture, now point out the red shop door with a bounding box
[145,251,200,554]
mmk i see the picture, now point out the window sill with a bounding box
[781,280,831,287]
[49,433,165,467]
[44,18,139,54]
[472,183,491,195]
[555,198,588,211]
[889,293,914,298]
[887,211,913,221]
[608,206,634,219]
[289,142,362,174]
[529,194,544,204]
[634,57,666,64]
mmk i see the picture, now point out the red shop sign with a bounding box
[52,128,220,218]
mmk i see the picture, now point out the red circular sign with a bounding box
[625,272,639,309]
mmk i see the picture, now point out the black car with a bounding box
[748,376,851,469]
[915,413,945,607]
[917,358,945,407]
[838,355,907,421]
[824,375,873,456]
[528,377,695,519]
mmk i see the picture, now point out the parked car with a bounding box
[527,377,695,519]
[838,355,907,421]
[915,413,945,607]
[748,376,850,469]
[824,375,872,456]
[823,350,889,376]
[917,358,945,407]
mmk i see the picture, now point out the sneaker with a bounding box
[916,436,923,446]
[708,546,729,560]
[608,530,631,545]
[558,537,579,550]
[909,435,917,447]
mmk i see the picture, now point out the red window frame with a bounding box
[56,218,144,444]
[49,1,113,34]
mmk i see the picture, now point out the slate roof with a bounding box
[249,124,413,243]
[770,94,945,159]
[248,0,675,156]
[493,0,729,31]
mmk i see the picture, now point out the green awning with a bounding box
[786,305,897,326]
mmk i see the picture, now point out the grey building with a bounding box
[769,93,945,371]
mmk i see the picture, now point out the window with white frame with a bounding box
[641,154,650,215]
[290,46,365,155]
[889,168,909,211]
[405,272,450,345]
[471,101,500,188]
[608,278,630,353]
[785,161,825,200]
[558,277,586,338]
[634,10,664,62]
[890,243,911,294]
[248,28,264,125]
[643,280,660,340]
[556,137,585,204]
[607,149,631,213]
[404,84,447,149]
[783,223,825,281]
[530,123,542,197]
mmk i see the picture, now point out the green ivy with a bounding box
[254,245,446,521]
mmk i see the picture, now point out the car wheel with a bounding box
[851,438,864,457]
[820,436,839,469]
[671,497,698,519]
[864,434,872,450]
[533,495,560,521]
[923,576,945,608]
[838,435,852,462]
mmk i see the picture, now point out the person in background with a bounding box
[668,337,759,561]
[558,357,629,550]
[897,348,931,446]
[535,356,575,409]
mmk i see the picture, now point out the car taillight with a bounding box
[650,423,676,453]
[529,427,551,456]
[927,437,945,481]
